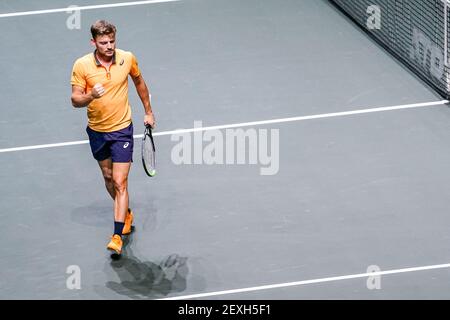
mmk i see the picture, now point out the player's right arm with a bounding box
[71,59,104,108]
[71,85,94,108]
[71,84,104,108]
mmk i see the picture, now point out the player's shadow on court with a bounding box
[105,234,189,299]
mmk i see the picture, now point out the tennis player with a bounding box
[71,20,155,255]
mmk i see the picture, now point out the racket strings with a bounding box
[143,134,155,170]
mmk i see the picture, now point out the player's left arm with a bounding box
[132,74,155,128]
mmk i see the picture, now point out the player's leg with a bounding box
[106,161,130,255]
[111,124,134,235]
[86,126,114,199]
[97,158,133,235]
[97,158,115,200]
[107,123,134,254]
[112,161,131,224]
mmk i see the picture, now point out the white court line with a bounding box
[0,0,181,18]
[0,100,447,153]
[159,262,450,300]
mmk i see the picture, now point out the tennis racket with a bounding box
[142,124,156,177]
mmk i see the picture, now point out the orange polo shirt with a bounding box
[71,49,141,132]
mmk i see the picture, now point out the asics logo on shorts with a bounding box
[123,142,129,149]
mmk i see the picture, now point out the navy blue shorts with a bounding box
[86,123,134,163]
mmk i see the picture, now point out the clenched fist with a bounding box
[91,83,105,99]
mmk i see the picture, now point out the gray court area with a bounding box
[1,0,450,300]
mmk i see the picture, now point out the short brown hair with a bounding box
[90,20,116,39]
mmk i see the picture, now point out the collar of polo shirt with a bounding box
[93,49,117,66]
